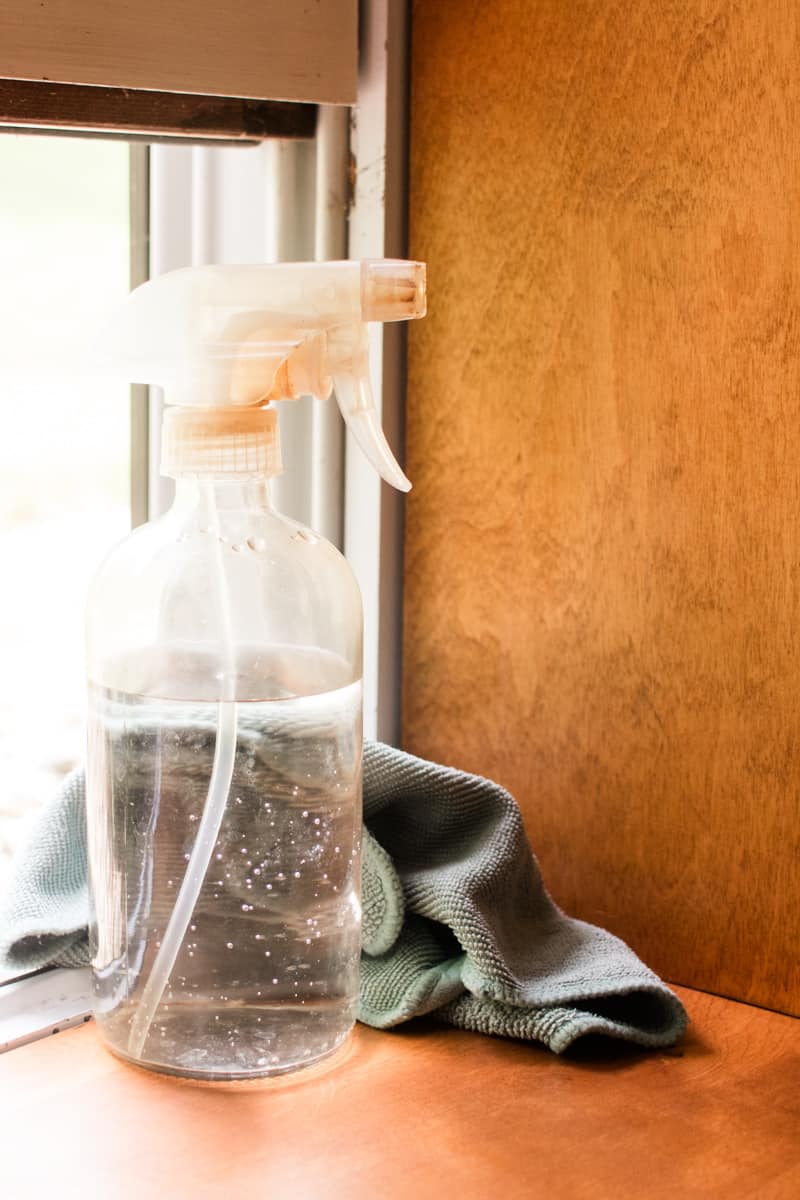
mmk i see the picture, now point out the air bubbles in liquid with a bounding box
[91,672,361,1075]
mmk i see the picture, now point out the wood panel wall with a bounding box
[403,0,800,1015]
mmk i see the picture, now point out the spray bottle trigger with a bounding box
[333,371,411,492]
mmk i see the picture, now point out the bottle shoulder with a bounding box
[87,506,362,693]
[89,507,359,596]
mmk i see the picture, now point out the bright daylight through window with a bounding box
[0,135,133,893]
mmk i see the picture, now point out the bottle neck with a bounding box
[170,478,275,516]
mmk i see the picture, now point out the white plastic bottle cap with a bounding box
[161,407,282,480]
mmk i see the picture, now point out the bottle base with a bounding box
[95,1000,355,1082]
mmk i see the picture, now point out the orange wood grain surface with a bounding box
[403,0,800,1014]
[1,990,798,1199]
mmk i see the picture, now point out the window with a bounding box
[0,3,408,1042]
[0,129,349,928]
[0,135,136,892]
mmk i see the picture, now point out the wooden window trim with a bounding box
[0,80,317,145]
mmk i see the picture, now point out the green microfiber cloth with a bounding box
[0,742,687,1054]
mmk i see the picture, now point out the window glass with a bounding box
[0,135,132,890]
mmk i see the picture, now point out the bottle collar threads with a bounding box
[160,406,282,481]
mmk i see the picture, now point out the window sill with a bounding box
[0,967,91,1052]
[0,985,798,1198]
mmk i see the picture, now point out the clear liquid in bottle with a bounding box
[86,649,362,1080]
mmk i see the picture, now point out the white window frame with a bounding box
[0,0,410,1048]
[345,0,411,749]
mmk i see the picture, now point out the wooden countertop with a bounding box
[1,986,798,1199]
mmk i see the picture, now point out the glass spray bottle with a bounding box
[85,260,426,1079]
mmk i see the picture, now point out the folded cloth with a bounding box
[0,742,687,1054]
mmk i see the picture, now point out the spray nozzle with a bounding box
[360,259,427,323]
[101,259,426,490]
